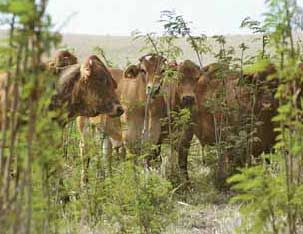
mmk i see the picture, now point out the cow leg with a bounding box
[215,151,233,189]
[117,145,126,160]
[144,144,162,169]
[122,115,144,155]
[177,126,194,183]
[111,138,126,160]
[152,144,161,162]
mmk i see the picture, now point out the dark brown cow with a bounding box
[76,68,125,185]
[77,68,125,155]
[49,55,124,125]
[53,55,124,185]
[177,63,279,184]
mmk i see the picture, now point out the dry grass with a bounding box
[165,204,241,234]
[60,33,262,68]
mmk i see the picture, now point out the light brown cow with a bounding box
[177,63,278,184]
[119,56,201,166]
[118,63,149,155]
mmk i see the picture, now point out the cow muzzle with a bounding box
[109,104,124,117]
[146,83,161,99]
[181,95,196,107]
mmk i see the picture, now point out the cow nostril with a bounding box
[117,106,124,116]
[154,85,160,94]
[146,85,152,95]
[182,96,195,106]
[147,85,161,98]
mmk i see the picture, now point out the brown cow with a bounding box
[47,52,124,185]
[85,68,125,154]
[0,50,79,175]
[47,50,78,74]
[118,64,147,155]
[176,60,201,107]
[0,50,78,129]
[177,63,279,185]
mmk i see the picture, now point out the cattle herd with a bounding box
[46,50,281,187]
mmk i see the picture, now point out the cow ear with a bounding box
[201,63,222,79]
[71,55,78,65]
[124,65,140,79]
[194,66,201,80]
[88,58,94,67]
[202,64,210,73]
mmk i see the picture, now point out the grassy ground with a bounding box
[63,125,241,233]
[165,204,240,234]
[164,139,241,234]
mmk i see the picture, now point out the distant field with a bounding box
[60,33,263,68]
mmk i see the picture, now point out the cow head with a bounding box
[48,50,78,74]
[55,50,78,67]
[177,60,200,108]
[244,64,278,112]
[123,64,146,80]
[50,55,124,125]
[139,54,167,99]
